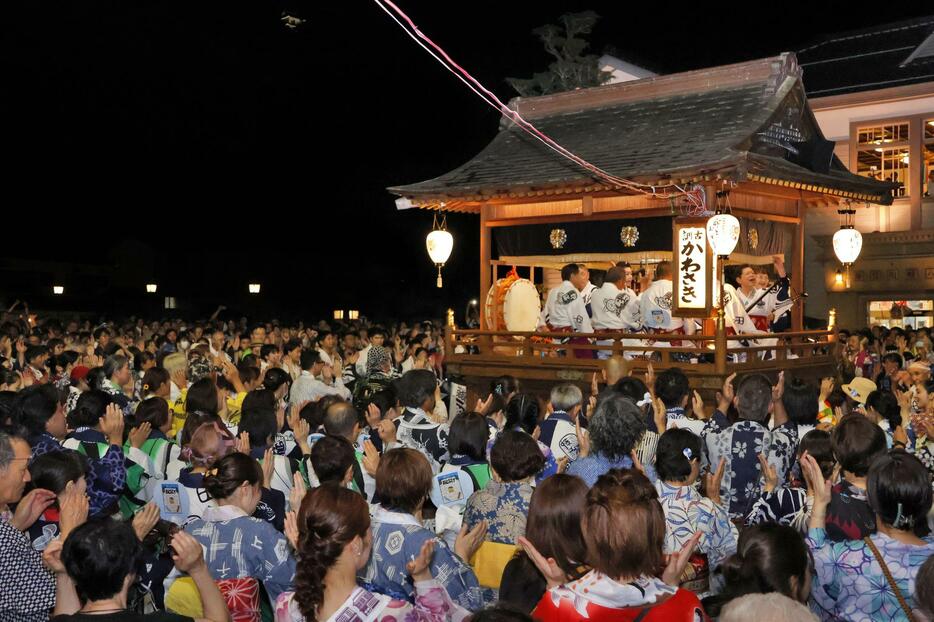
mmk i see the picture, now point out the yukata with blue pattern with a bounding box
[654,480,738,597]
[361,506,483,611]
[700,410,795,519]
[184,505,296,606]
[808,527,934,621]
[566,452,657,488]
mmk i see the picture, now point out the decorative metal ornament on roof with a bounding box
[620,226,640,247]
[550,228,567,249]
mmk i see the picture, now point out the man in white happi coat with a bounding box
[591,265,641,360]
[539,263,593,358]
[639,261,696,357]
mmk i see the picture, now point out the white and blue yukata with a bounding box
[184,505,296,606]
[360,505,484,611]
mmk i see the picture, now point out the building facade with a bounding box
[799,16,934,329]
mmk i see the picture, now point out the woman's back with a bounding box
[533,571,704,622]
[185,506,295,604]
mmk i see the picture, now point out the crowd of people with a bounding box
[2,309,934,622]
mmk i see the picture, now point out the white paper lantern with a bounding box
[248,283,261,294]
[52,285,64,295]
[426,228,454,288]
[706,213,740,257]
[832,228,862,265]
[146,283,158,293]
[426,229,453,265]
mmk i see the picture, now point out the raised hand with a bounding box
[58,485,89,540]
[170,531,208,574]
[11,488,56,532]
[128,421,152,449]
[131,503,161,541]
[454,520,487,562]
[362,439,380,477]
[705,458,726,505]
[289,472,307,512]
[406,538,436,582]
[757,453,779,493]
[518,536,568,589]
[284,510,300,550]
[99,404,125,446]
[575,417,590,458]
[262,448,275,488]
[661,531,703,587]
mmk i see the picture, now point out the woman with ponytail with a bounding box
[275,483,470,622]
[700,523,811,617]
[526,468,706,621]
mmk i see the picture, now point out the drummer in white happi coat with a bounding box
[539,263,594,358]
[639,261,696,353]
[591,265,641,360]
[578,265,598,317]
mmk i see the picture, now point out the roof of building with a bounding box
[389,53,895,209]
[796,16,934,97]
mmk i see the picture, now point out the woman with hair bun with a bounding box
[275,483,470,622]
[700,523,811,617]
[184,452,296,607]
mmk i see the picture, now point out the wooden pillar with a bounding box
[910,117,923,230]
[792,199,805,332]
[479,204,492,329]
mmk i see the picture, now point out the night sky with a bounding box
[1,1,930,322]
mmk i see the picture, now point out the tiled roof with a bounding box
[797,16,934,96]
[389,54,895,206]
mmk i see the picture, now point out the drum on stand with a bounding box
[484,271,542,355]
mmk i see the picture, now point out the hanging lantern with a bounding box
[834,269,844,286]
[832,228,862,264]
[706,213,740,257]
[333,310,344,320]
[833,205,862,265]
[52,285,64,295]
[146,283,158,293]
[248,283,261,294]
[426,212,453,288]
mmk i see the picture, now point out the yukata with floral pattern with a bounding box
[746,485,812,534]
[463,480,533,546]
[275,580,471,622]
[808,527,934,621]
[700,411,794,519]
[654,480,738,595]
[361,506,483,611]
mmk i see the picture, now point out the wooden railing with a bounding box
[445,327,835,375]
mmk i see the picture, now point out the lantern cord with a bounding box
[373,0,694,200]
